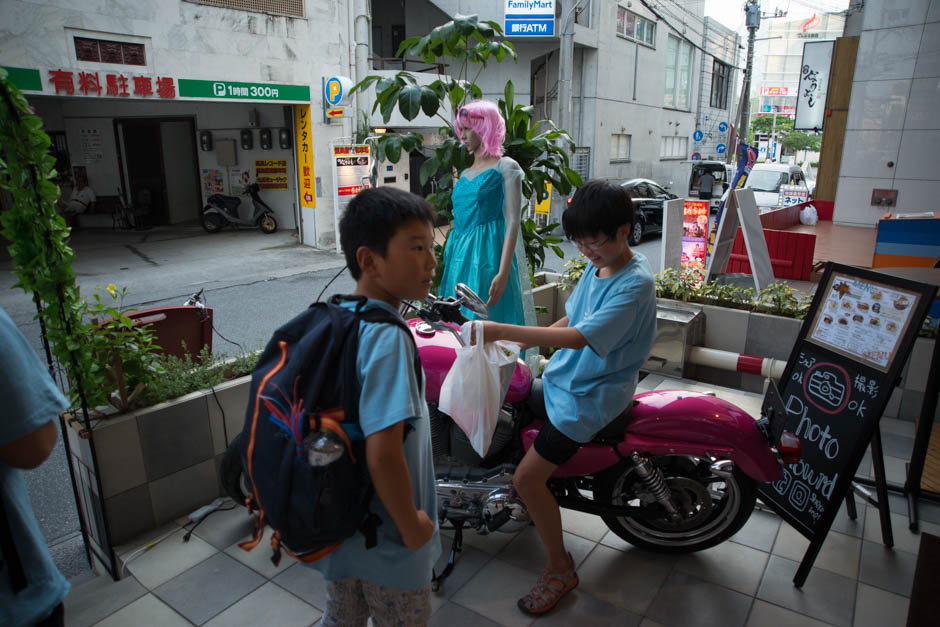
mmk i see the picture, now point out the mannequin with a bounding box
[440,100,531,326]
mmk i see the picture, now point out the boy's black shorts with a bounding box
[533,420,582,466]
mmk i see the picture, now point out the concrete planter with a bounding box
[532,271,571,327]
[65,375,250,551]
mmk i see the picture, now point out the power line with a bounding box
[639,0,745,70]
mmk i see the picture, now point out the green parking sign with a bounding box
[178,79,310,102]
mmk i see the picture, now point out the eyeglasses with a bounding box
[573,236,610,252]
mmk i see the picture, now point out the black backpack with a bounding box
[236,295,421,566]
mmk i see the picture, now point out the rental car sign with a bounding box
[505,0,555,36]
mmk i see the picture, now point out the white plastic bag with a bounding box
[438,321,520,457]
[800,204,818,225]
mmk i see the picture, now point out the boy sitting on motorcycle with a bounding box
[479,179,657,614]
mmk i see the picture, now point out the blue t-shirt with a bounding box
[542,253,657,442]
[305,299,441,589]
[0,307,70,627]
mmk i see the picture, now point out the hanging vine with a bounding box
[0,66,108,408]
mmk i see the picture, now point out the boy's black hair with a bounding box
[562,179,635,241]
[339,187,435,280]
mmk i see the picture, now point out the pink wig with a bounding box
[454,100,505,157]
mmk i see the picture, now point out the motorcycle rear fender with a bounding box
[520,390,782,482]
[626,390,782,482]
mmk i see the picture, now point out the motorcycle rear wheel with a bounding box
[220,433,250,506]
[259,214,277,234]
[594,455,756,553]
[201,210,226,233]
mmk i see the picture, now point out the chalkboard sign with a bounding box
[762,342,888,535]
[757,263,936,582]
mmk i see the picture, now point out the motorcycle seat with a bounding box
[526,378,632,443]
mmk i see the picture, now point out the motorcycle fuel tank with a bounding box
[408,318,532,404]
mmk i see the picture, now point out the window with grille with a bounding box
[664,34,694,110]
[184,0,304,17]
[710,60,730,109]
[660,135,688,159]
[572,147,591,182]
[609,134,631,161]
[74,37,146,65]
[616,7,655,47]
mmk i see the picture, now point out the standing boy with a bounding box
[479,180,657,614]
[308,187,441,626]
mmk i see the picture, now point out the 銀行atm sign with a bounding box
[505,0,555,36]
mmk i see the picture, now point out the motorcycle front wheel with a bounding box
[201,210,226,233]
[259,214,277,234]
[594,454,756,553]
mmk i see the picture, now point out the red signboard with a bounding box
[47,69,176,98]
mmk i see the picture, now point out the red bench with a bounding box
[727,227,817,281]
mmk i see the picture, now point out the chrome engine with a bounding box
[436,465,530,534]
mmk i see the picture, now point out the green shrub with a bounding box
[135,345,259,408]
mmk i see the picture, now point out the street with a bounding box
[3,224,662,578]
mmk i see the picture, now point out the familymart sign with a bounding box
[505,0,555,36]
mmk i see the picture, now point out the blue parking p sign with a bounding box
[716,143,727,154]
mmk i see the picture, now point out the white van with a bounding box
[688,161,734,212]
[745,163,808,207]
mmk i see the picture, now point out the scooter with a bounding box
[201,179,277,234]
[221,285,800,589]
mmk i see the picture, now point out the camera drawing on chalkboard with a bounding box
[807,370,846,409]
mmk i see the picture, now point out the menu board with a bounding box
[808,273,919,371]
[757,263,934,546]
[681,200,709,284]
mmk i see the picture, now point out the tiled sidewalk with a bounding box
[63,375,939,627]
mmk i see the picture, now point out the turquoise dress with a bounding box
[441,162,526,325]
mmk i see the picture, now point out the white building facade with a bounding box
[0,0,357,249]
[751,12,845,124]
[1,0,743,246]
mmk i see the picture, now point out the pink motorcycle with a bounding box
[413,285,800,588]
[221,286,799,588]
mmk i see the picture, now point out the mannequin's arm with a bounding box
[488,158,524,307]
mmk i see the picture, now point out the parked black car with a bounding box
[620,178,677,245]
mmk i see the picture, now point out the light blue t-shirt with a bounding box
[542,253,657,442]
[0,307,70,627]
[305,299,441,590]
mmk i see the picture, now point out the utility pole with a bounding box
[737,0,760,154]
[734,1,787,159]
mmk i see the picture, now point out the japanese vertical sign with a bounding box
[794,40,834,131]
[681,200,709,284]
[295,105,315,208]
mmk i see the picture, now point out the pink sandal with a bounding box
[517,556,579,615]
